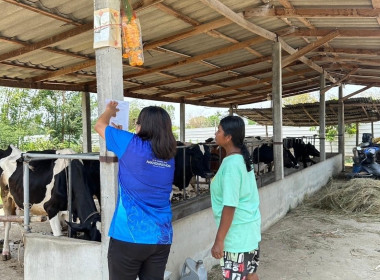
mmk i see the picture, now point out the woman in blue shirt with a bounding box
[95,101,177,280]
[211,116,261,280]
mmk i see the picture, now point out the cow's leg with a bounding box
[49,214,63,236]
[2,196,15,261]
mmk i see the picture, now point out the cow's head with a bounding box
[66,212,101,242]
[188,144,213,179]
[306,143,320,157]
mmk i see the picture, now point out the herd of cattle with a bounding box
[0,138,319,260]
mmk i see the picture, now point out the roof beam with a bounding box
[185,69,313,100]
[3,0,83,25]
[29,60,96,82]
[288,29,380,37]
[199,0,336,83]
[321,68,358,94]
[199,0,276,41]
[314,46,380,56]
[282,30,339,67]
[0,22,93,62]
[126,56,271,93]
[124,36,267,79]
[371,0,380,24]
[341,86,373,101]
[244,7,380,18]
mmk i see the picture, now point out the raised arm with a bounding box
[94,100,119,139]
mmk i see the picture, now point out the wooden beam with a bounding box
[288,28,380,37]
[314,46,380,56]
[185,69,313,100]
[29,60,96,82]
[126,56,271,92]
[282,30,339,67]
[133,0,165,12]
[144,18,231,50]
[302,106,319,126]
[0,78,87,91]
[0,22,93,62]
[199,0,336,83]
[123,36,267,79]
[244,7,380,18]
[154,67,273,97]
[3,0,83,25]
[199,0,276,41]
[321,68,358,94]
[341,85,373,101]
[371,0,380,24]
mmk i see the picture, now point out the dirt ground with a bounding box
[1,180,380,280]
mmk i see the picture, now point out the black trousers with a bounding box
[108,238,171,280]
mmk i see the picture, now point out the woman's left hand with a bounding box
[211,240,224,259]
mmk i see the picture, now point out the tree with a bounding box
[283,93,318,105]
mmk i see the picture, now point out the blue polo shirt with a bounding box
[105,126,174,244]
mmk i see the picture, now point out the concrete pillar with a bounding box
[180,102,185,142]
[338,86,345,171]
[319,74,326,162]
[272,41,284,181]
[94,1,123,279]
[82,92,92,153]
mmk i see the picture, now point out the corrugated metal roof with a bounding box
[1,0,380,107]
[236,97,380,126]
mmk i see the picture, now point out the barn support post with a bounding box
[272,40,284,181]
[338,85,345,171]
[371,121,374,137]
[81,92,92,153]
[356,122,359,146]
[180,102,185,142]
[23,160,31,232]
[229,104,233,116]
[94,0,123,279]
[319,73,326,162]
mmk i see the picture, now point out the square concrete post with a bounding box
[272,40,284,181]
[180,102,185,142]
[94,1,123,279]
[319,74,326,162]
[338,85,345,171]
[82,92,92,153]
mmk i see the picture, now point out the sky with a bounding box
[124,84,380,126]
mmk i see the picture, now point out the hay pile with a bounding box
[306,178,380,217]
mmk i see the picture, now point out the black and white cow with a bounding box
[173,141,213,191]
[252,144,299,172]
[0,145,101,260]
[293,141,320,168]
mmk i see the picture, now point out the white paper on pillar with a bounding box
[105,99,129,131]
[94,8,121,49]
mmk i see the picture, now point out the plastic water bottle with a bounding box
[180,258,207,280]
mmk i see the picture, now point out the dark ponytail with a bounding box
[219,116,253,172]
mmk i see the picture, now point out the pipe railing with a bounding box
[20,152,99,234]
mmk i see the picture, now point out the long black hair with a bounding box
[219,116,252,172]
[136,106,177,160]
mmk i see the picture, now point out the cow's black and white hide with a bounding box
[252,144,299,172]
[0,145,100,260]
[173,141,213,191]
[293,141,320,168]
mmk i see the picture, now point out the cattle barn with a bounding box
[1,0,380,279]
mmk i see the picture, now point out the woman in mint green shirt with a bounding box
[211,116,261,280]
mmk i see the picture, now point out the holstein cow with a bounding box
[252,144,299,172]
[293,141,320,168]
[173,141,213,191]
[0,145,101,260]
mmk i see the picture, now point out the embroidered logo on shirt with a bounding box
[146,159,171,168]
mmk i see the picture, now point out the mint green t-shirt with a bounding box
[211,154,261,252]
